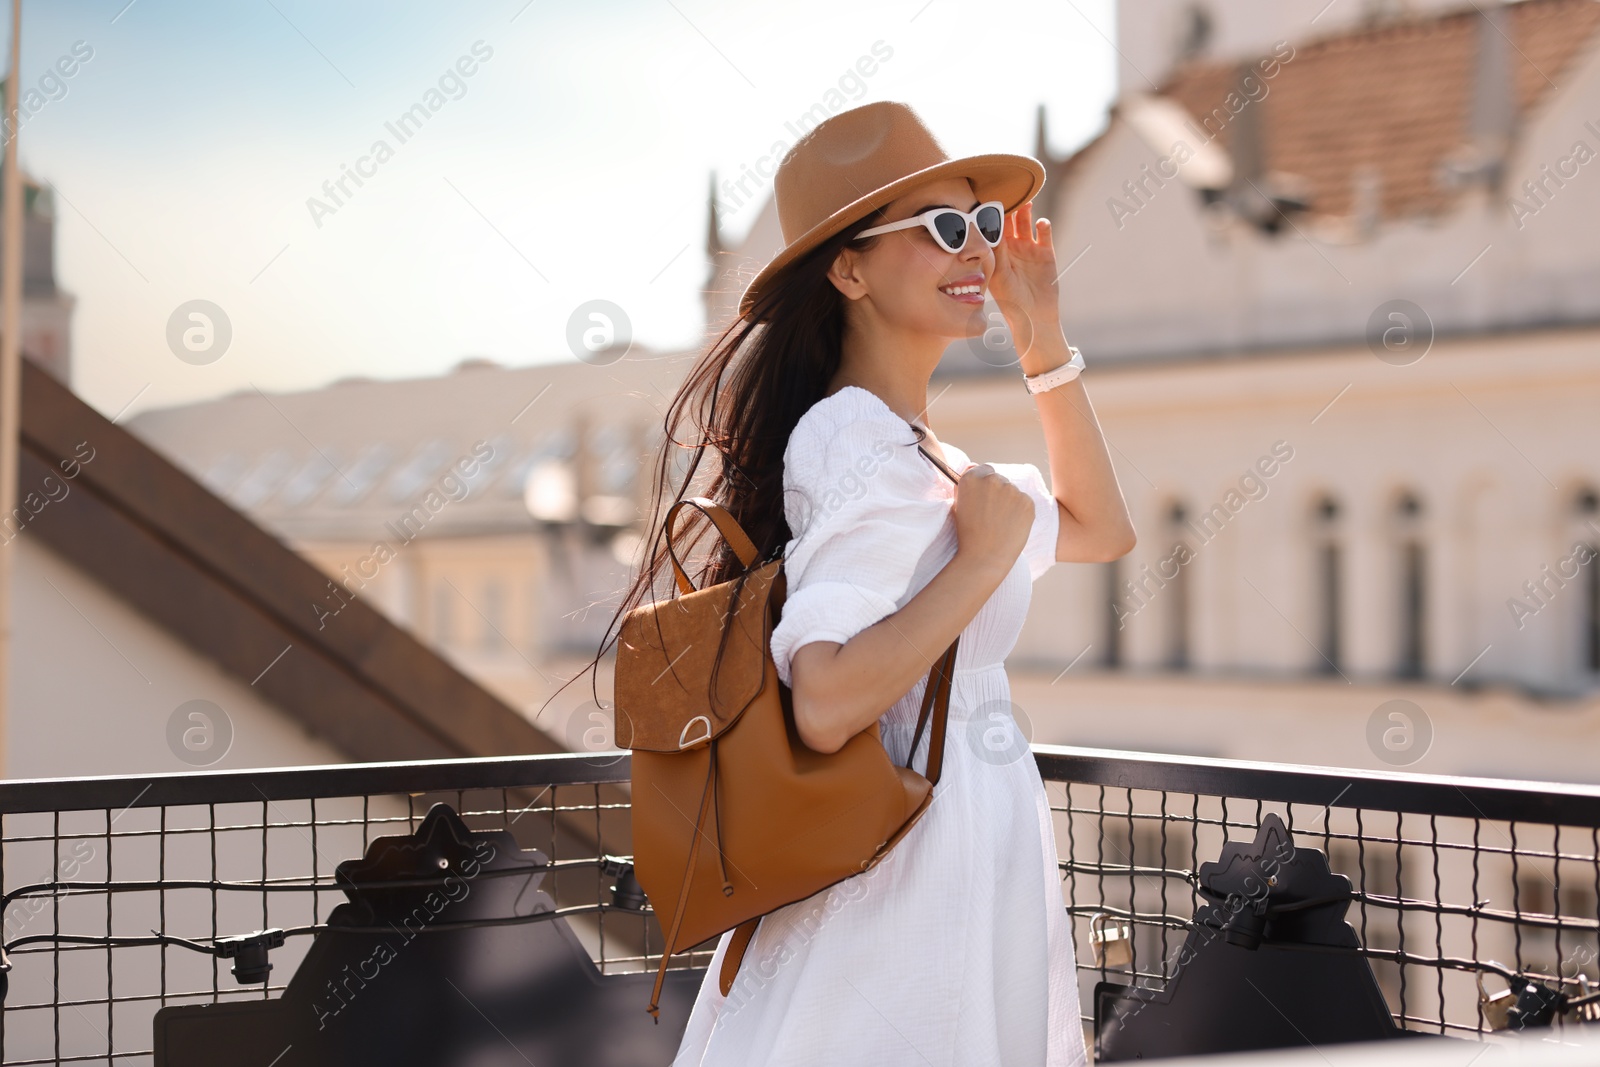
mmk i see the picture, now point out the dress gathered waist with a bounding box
[878,662,1008,733]
[952,661,1007,676]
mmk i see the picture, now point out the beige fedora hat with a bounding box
[738,100,1046,322]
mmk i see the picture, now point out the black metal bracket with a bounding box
[213,929,287,984]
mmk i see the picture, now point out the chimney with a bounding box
[1221,58,1312,233]
[1225,62,1276,229]
[1440,0,1514,190]
[1468,0,1514,179]
[703,171,724,336]
[1352,165,1382,238]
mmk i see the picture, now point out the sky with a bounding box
[6,0,1118,420]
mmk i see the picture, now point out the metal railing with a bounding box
[0,754,645,1065]
[0,746,1596,1063]
[1036,747,1600,1052]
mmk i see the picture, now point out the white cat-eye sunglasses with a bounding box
[852,200,1006,254]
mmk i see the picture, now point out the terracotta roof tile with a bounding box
[1153,0,1600,222]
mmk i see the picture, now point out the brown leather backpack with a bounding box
[615,443,963,1022]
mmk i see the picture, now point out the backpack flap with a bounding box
[614,557,780,753]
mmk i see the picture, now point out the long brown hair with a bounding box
[538,204,895,727]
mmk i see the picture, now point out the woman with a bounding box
[600,101,1134,1065]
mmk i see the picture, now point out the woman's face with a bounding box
[830,176,993,339]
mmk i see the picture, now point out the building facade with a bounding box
[130,0,1600,786]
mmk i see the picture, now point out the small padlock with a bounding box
[1477,971,1515,1031]
[1577,976,1599,1023]
[1089,911,1134,969]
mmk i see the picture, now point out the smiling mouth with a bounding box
[939,282,985,303]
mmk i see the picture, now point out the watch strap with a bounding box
[1023,345,1085,394]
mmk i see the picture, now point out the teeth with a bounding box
[941,284,982,295]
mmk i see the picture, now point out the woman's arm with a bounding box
[790,550,1002,754]
[1023,338,1138,564]
[790,465,1035,754]
[993,201,1137,564]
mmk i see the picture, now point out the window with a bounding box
[1585,544,1599,675]
[278,451,341,508]
[1313,495,1343,674]
[1165,501,1191,670]
[384,439,455,503]
[1318,543,1343,672]
[201,452,250,497]
[1577,488,1599,674]
[230,449,296,510]
[591,421,640,496]
[1398,541,1426,677]
[1103,559,1123,669]
[481,579,506,653]
[1394,492,1427,679]
[325,444,395,506]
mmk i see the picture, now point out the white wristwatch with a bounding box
[1022,345,1086,394]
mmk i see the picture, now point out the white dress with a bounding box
[669,385,1089,1067]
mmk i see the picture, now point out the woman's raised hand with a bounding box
[988,200,1063,359]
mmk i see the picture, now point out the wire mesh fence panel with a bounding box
[4,749,1599,1064]
[1035,747,1600,1051]
[0,756,643,1066]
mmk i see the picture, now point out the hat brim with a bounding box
[736,152,1047,322]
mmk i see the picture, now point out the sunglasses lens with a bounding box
[932,211,968,252]
[975,204,1004,244]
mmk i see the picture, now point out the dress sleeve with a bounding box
[986,460,1061,582]
[768,403,952,689]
